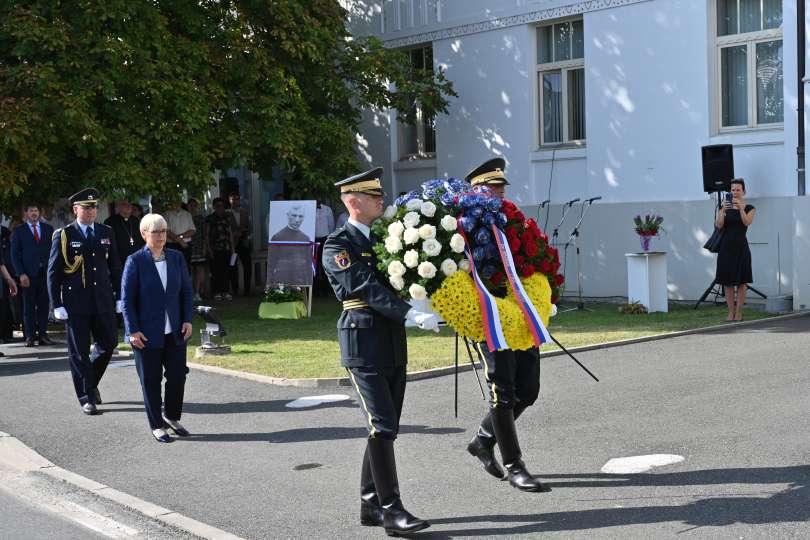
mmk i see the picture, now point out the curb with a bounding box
[188,311,810,388]
[0,431,243,540]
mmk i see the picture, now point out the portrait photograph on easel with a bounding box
[266,200,317,313]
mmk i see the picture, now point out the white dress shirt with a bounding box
[347,218,370,240]
[154,259,172,334]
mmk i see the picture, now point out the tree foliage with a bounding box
[0,0,456,204]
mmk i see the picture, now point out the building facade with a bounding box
[347,0,810,307]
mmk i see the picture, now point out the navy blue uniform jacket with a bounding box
[121,247,193,348]
[47,221,121,315]
[11,222,54,278]
[322,223,411,368]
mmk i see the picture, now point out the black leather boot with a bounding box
[367,437,430,536]
[467,413,505,479]
[360,447,384,526]
[490,407,550,493]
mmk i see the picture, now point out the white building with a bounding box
[346,0,810,309]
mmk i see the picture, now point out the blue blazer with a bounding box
[11,222,54,278]
[121,247,193,348]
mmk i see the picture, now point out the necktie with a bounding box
[86,227,94,243]
[32,225,39,243]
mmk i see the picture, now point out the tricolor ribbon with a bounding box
[457,223,509,352]
[491,225,551,348]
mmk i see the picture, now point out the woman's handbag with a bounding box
[703,227,724,253]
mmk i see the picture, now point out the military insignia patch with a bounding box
[334,250,351,269]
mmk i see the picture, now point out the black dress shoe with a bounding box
[38,336,55,346]
[360,500,384,527]
[81,403,98,415]
[382,500,430,537]
[504,460,551,493]
[467,433,505,479]
[24,340,35,347]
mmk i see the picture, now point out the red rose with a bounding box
[508,237,521,252]
[539,233,548,243]
[554,274,565,286]
[524,241,539,257]
[521,264,536,278]
[514,254,526,267]
[551,261,560,274]
[490,271,504,285]
[514,210,526,222]
[551,295,559,304]
[506,227,519,242]
[540,259,551,273]
[501,201,518,219]
[520,230,534,246]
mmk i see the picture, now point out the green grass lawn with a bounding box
[184,296,778,379]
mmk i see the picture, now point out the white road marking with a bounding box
[285,394,351,408]
[0,466,139,538]
[600,454,685,474]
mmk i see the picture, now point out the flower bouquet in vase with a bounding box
[633,214,663,252]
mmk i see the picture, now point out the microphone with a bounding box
[566,198,580,207]
[587,196,602,204]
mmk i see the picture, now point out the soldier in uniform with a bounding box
[47,188,122,416]
[464,158,550,493]
[322,167,439,536]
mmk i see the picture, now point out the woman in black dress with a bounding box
[715,179,756,321]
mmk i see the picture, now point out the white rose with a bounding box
[389,275,405,291]
[408,283,427,300]
[440,258,458,276]
[387,220,405,238]
[440,215,457,232]
[403,249,420,268]
[417,261,437,279]
[387,260,406,277]
[420,201,437,217]
[418,224,436,240]
[449,233,466,253]
[383,205,397,219]
[384,235,403,254]
[422,238,442,257]
[402,211,420,228]
[459,259,471,272]
[406,199,422,211]
[403,227,420,245]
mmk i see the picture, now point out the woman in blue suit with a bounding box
[122,214,194,443]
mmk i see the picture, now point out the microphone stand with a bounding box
[559,197,601,313]
[551,199,580,312]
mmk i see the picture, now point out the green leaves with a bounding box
[0,1,455,205]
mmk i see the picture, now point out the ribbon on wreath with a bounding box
[491,225,551,348]
[457,224,509,352]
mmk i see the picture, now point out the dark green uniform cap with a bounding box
[335,167,385,197]
[69,188,101,207]
[465,157,510,186]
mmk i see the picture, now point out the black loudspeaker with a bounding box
[701,144,734,193]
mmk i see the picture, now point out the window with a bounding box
[716,0,783,129]
[536,19,585,146]
[399,45,436,159]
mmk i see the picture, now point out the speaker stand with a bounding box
[694,280,767,309]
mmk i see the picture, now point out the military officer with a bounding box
[464,158,550,493]
[47,188,122,415]
[323,167,439,536]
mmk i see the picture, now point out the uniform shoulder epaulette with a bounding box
[52,228,62,240]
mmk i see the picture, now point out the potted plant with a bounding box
[633,214,663,252]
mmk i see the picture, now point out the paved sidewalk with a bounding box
[1,315,810,539]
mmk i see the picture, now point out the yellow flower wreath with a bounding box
[430,271,553,351]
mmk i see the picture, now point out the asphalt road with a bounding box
[1,315,810,539]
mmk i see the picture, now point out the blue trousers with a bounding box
[66,313,117,405]
[133,336,188,430]
[21,274,49,341]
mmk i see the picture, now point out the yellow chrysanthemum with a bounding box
[430,271,554,351]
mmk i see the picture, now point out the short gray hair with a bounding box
[140,213,167,233]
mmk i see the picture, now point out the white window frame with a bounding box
[398,44,436,160]
[535,18,586,148]
[713,1,783,133]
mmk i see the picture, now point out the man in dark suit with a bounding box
[323,167,439,536]
[11,204,55,346]
[47,188,122,415]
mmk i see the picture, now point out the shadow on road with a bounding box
[105,399,359,414]
[422,465,810,537]
[180,424,465,443]
[0,356,69,376]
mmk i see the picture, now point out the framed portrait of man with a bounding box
[267,200,317,286]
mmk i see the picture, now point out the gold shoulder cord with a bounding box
[60,230,85,287]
